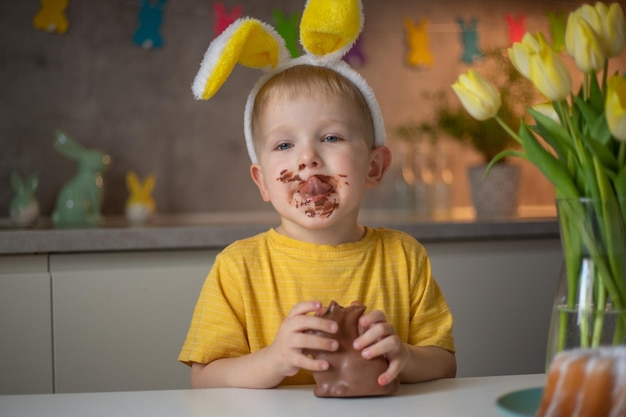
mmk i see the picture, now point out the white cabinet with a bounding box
[427,239,563,377]
[50,250,216,393]
[0,239,563,394]
[0,255,53,394]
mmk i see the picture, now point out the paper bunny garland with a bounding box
[191,0,385,163]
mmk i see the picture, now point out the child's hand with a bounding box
[352,309,409,387]
[268,301,339,379]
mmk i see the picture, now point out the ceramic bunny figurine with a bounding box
[125,171,156,225]
[10,171,40,227]
[51,131,111,228]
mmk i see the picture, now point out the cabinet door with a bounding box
[426,239,562,377]
[50,250,216,393]
[0,255,53,394]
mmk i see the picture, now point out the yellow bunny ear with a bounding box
[192,18,290,100]
[126,171,140,192]
[144,174,156,193]
[300,0,363,61]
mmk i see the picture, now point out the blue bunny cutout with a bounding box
[133,0,167,49]
[457,17,483,64]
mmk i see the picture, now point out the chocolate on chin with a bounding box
[305,301,399,398]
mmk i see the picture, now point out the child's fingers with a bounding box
[295,355,331,372]
[377,361,401,387]
[287,300,323,317]
[353,320,393,351]
[358,309,386,329]
[293,332,338,353]
[358,330,398,359]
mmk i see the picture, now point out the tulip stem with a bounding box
[495,116,523,145]
[555,100,576,142]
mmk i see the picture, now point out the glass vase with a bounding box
[545,197,626,369]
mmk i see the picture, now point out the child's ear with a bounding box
[250,163,272,202]
[365,145,392,188]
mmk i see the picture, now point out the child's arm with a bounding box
[190,301,339,389]
[353,310,456,386]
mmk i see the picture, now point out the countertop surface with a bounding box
[0,373,545,417]
[0,208,560,255]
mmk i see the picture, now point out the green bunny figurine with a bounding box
[10,171,40,227]
[51,131,111,228]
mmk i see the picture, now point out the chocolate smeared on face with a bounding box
[305,301,399,398]
[277,169,302,183]
[277,170,345,218]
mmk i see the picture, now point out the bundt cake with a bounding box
[536,346,626,417]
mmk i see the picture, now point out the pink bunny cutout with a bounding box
[505,14,526,45]
[213,1,243,37]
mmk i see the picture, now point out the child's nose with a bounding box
[297,144,321,170]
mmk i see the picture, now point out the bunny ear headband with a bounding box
[191,0,385,163]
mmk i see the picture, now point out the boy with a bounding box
[179,0,455,389]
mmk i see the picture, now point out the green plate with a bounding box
[496,387,543,417]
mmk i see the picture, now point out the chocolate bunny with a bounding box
[306,301,399,397]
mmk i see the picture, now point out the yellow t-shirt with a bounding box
[178,227,455,385]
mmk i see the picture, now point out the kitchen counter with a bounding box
[0,210,559,254]
[0,207,560,254]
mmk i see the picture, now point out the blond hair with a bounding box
[250,65,375,156]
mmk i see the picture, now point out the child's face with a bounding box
[250,91,390,230]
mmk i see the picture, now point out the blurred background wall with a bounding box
[2,0,624,217]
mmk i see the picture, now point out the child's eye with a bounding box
[323,135,341,143]
[276,142,293,151]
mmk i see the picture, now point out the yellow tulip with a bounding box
[606,74,626,142]
[529,46,572,101]
[595,2,626,57]
[579,4,604,34]
[452,69,501,121]
[533,103,561,124]
[508,32,549,79]
[565,6,607,72]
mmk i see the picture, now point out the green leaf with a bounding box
[589,113,612,145]
[588,71,604,112]
[567,152,585,191]
[581,131,618,173]
[519,123,580,199]
[574,136,602,199]
[528,108,574,160]
[615,166,626,227]
[615,166,626,197]
[574,95,601,135]
[485,150,526,177]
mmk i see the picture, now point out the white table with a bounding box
[0,374,544,417]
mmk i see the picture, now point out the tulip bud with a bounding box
[565,6,607,72]
[508,32,549,80]
[529,47,572,101]
[606,74,626,142]
[533,103,561,124]
[452,69,502,121]
[595,2,626,57]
